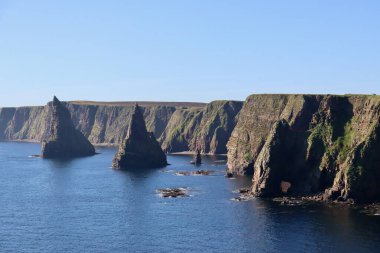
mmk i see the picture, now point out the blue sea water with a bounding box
[0,142,379,253]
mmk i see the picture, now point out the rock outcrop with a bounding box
[192,149,202,165]
[160,100,242,154]
[41,96,95,158]
[227,95,319,175]
[189,101,243,154]
[227,94,380,202]
[159,107,203,153]
[0,101,240,154]
[112,104,167,169]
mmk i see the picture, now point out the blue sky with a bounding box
[0,0,379,106]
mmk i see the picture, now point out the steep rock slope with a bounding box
[189,101,243,154]
[112,104,167,169]
[159,107,203,153]
[0,100,240,154]
[227,95,320,175]
[227,94,380,202]
[41,97,95,158]
[0,103,181,145]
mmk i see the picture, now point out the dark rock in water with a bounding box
[226,172,234,178]
[112,104,167,169]
[156,188,188,198]
[237,187,251,194]
[41,96,95,158]
[191,149,202,165]
[192,169,212,175]
[175,170,214,176]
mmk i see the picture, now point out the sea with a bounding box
[0,142,379,253]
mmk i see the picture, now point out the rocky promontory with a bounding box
[112,104,167,169]
[227,94,380,203]
[41,96,95,158]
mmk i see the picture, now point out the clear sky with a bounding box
[0,0,379,106]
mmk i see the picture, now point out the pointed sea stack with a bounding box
[112,104,167,169]
[41,96,95,158]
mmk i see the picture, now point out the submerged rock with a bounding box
[156,188,188,198]
[112,104,167,169]
[175,170,214,176]
[41,96,95,158]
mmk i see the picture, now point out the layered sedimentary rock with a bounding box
[159,107,203,153]
[227,95,319,175]
[227,94,380,202]
[0,103,181,145]
[189,101,243,154]
[41,97,95,158]
[112,105,167,169]
[159,100,242,154]
[0,106,51,141]
[0,101,240,154]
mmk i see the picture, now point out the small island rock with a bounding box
[112,104,167,169]
[41,96,95,158]
[190,149,202,165]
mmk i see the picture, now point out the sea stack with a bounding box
[41,96,95,158]
[193,149,202,165]
[112,104,167,169]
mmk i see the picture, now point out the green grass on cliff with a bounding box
[335,123,354,163]
[307,118,354,166]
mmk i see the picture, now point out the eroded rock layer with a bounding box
[227,94,380,202]
[0,101,239,154]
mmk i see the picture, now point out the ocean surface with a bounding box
[0,142,379,253]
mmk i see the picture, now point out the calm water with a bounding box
[0,142,379,253]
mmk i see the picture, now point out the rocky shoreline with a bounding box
[2,94,380,205]
[231,186,380,215]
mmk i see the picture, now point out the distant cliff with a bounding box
[160,101,242,154]
[0,103,177,145]
[0,100,242,155]
[227,94,380,202]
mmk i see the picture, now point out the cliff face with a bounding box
[0,101,241,154]
[0,103,180,145]
[189,101,243,154]
[227,95,320,175]
[159,107,203,153]
[112,104,167,169]
[227,94,380,202]
[0,106,51,141]
[41,97,95,158]
[160,100,242,154]
[63,103,177,145]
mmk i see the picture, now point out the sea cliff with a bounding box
[2,94,380,202]
[227,94,380,202]
[0,100,242,155]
